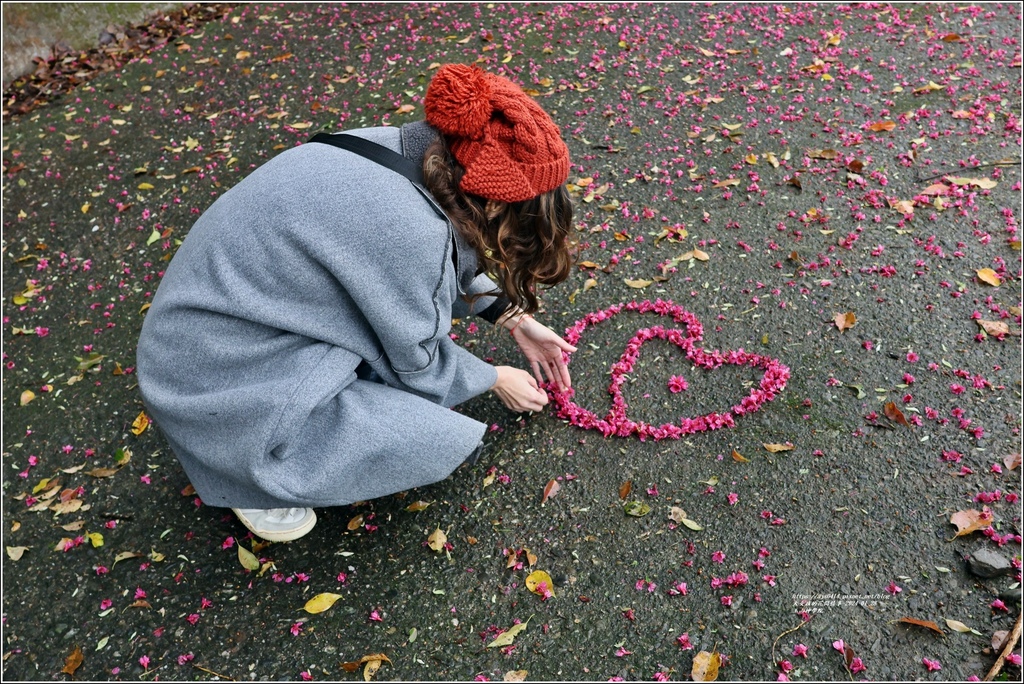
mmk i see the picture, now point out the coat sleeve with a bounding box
[451,272,510,323]
[330,197,498,408]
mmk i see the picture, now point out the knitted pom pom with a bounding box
[424,64,493,139]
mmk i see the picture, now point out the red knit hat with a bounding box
[424,64,570,203]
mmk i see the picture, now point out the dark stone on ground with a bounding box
[968,547,1013,578]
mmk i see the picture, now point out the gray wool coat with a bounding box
[136,122,503,509]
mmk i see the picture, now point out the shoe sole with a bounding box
[232,508,317,542]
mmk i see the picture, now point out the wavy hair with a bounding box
[422,137,575,316]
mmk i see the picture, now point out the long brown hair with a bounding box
[422,137,574,316]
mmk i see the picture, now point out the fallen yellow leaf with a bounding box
[131,411,150,436]
[303,592,343,614]
[427,527,447,552]
[238,545,260,571]
[763,443,795,453]
[525,570,555,598]
[692,650,721,681]
[487,617,531,648]
[976,268,1001,286]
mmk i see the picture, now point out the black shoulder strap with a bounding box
[307,132,424,185]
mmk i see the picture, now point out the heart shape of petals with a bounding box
[548,300,790,441]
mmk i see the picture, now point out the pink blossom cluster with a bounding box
[549,300,790,440]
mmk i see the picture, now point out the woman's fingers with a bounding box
[531,360,545,387]
[556,359,572,390]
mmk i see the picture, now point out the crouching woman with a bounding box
[136,64,576,541]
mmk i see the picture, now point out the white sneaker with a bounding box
[232,507,317,542]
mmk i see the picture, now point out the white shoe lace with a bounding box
[265,507,307,524]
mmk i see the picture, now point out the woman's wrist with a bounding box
[500,308,525,330]
[508,313,532,336]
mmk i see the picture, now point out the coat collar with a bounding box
[401,121,478,295]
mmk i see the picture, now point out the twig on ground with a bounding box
[192,663,236,681]
[984,610,1022,681]
[770,621,806,673]
[913,158,1020,183]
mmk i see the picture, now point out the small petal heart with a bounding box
[549,300,790,440]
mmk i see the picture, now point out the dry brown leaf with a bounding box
[347,514,364,531]
[731,449,750,463]
[541,479,561,504]
[883,401,911,428]
[692,248,709,261]
[847,159,864,173]
[868,121,896,132]
[897,617,944,635]
[86,467,119,478]
[976,268,1001,286]
[504,671,528,682]
[625,278,653,289]
[949,508,993,537]
[1003,453,1021,471]
[763,443,795,453]
[50,499,83,515]
[62,645,84,676]
[712,178,741,189]
[921,183,949,196]
[834,312,856,331]
[578,261,602,269]
[809,148,838,160]
[692,650,721,681]
[977,319,1011,338]
[992,630,1009,651]
[891,199,915,216]
[913,81,945,94]
[405,500,431,512]
[619,480,633,500]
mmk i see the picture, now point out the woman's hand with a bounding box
[507,315,577,391]
[491,365,549,413]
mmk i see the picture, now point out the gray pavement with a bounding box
[2,3,1021,681]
